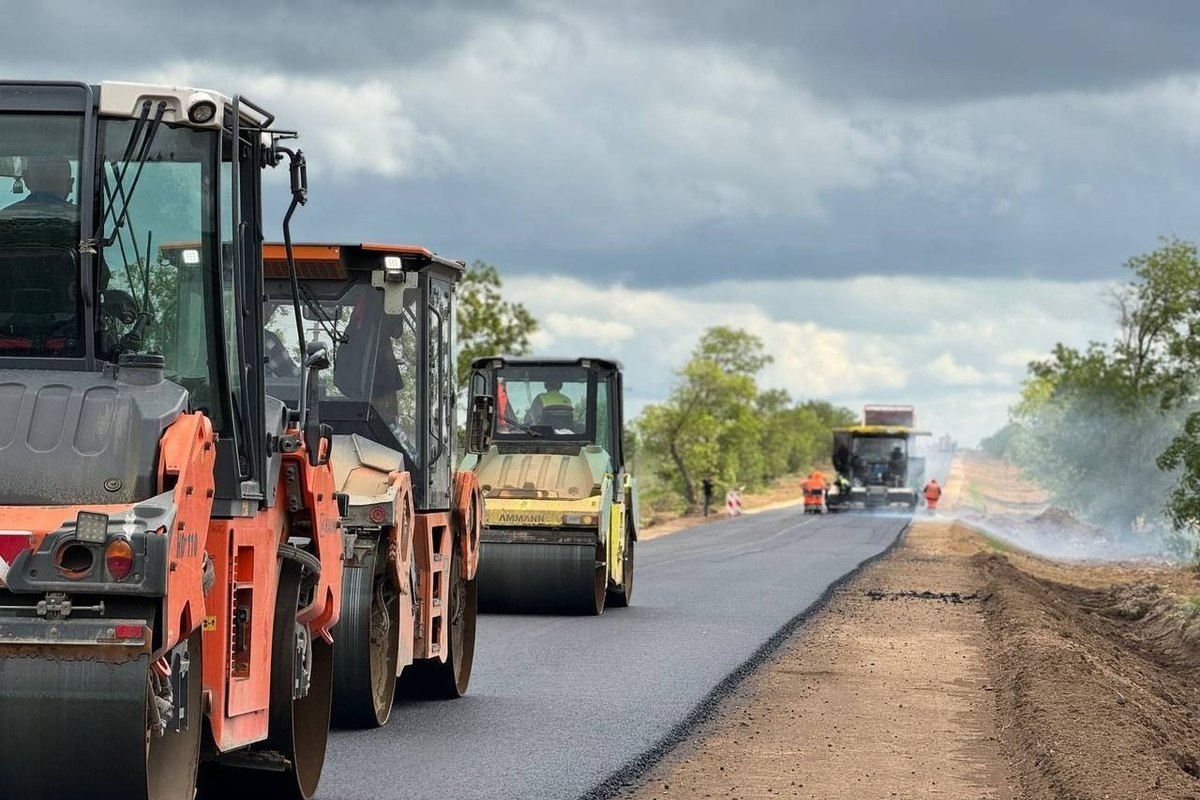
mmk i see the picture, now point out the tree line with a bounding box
[983,238,1200,551]
[634,327,853,516]
[457,262,853,518]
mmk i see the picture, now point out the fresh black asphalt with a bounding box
[321,507,908,800]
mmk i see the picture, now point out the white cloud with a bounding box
[541,312,635,347]
[925,353,1002,387]
[506,273,1117,447]
[153,62,455,179]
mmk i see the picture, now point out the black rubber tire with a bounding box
[331,549,400,729]
[0,626,202,800]
[198,562,334,800]
[477,541,606,615]
[606,519,634,608]
[397,546,478,699]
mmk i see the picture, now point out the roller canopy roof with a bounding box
[470,356,624,371]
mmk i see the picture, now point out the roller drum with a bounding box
[477,541,605,615]
[331,551,400,729]
[0,631,202,800]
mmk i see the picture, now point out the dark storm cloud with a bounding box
[594,0,1200,105]
[20,1,1200,101]
[12,1,1200,287]
[7,0,527,76]
[278,120,1200,288]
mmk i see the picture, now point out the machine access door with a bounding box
[421,275,454,510]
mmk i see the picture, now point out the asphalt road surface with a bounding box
[321,508,908,800]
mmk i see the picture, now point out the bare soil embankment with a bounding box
[622,453,1200,800]
[981,546,1200,799]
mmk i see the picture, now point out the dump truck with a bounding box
[0,81,344,800]
[261,242,490,728]
[462,357,636,615]
[827,404,928,511]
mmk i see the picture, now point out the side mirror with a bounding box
[302,342,331,466]
[467,394,495,455]
[289,148,308,205]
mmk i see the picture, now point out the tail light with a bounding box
[105,538,135,580]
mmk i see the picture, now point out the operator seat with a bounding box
[0,217,81,355]
[541,406,577,431]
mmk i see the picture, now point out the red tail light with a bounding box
[113,624,143,639]
[105,539,135,580]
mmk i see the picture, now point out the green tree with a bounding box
[634,326,854,513]
[455,260,538,387]
[638,327,769,508]
[994,238,1200,535]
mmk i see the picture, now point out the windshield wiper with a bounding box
[296,282,345,347]
[502,414,542,438]
[92,99,166,249]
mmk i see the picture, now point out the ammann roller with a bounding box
[463,357,637,615]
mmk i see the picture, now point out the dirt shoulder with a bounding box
[622,519,1017,800]
[622,453,1200,799]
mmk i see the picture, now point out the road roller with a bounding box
[0,81,345,799]
[261,242,491,728]
[462,357,637,615]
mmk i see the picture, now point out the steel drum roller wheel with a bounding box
[331,549,401,728]
[0,627,203,800]
[477,541,606,615]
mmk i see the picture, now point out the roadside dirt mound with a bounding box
[953,451,1049,513]
[1023,505,1114,542]
[981,554,1200,798]
[960,502,1186,562]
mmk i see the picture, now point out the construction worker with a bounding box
[801,471,827,515]
[888,445,906,485]
[702,475,714,517]
[527,379,574,424]
[924,478,942,513]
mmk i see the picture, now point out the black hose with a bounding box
[278,543,322,578]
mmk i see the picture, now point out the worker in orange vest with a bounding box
[802,471,827,514]
[924,478,942,512]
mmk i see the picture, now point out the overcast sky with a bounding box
[21,1,1200,443]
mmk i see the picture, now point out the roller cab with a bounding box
[463,357,638,615]
[262,243,487,729]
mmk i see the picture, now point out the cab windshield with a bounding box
[97,120,225,426]
[494,365,600,441]
[263,282,420,454]
[851,436,907,463]
[0,113,85,356]
[850,435,909,486]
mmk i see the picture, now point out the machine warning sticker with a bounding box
[202,616,217,632]
[0,531,32,583]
